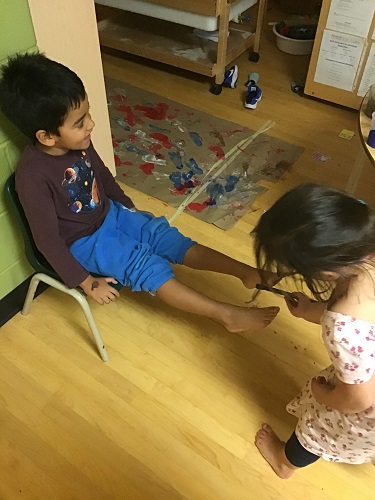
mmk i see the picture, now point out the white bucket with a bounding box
[273,24,314,55]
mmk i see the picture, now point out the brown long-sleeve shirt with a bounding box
[16,143,134,288]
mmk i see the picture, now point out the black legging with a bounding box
[284,432,320,467]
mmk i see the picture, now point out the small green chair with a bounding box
[4,172,121,362]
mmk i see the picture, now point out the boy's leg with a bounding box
[157,278,279,332]
[255,425,319,479]
[140,217,274,288]
[182,243,264,289]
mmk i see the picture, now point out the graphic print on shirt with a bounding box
[62,158,100,213]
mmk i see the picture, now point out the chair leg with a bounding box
[22,273,42,316]
[21,273,109,362]
[68,289,110,363]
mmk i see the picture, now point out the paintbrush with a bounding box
[255,283,299,306]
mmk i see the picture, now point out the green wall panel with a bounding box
[0,139,28,213]
[0,0,36,61]
[0,211,31,275]
[0,0,37,300]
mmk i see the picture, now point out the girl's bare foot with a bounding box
[221,305,279,332]
[255,424,296,479]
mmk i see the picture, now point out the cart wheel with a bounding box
[291,81,305,96]
[249,51,260,62]
[210,83,223,95]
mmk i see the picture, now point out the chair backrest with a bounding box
[4,172,60,280]
[4,172,123,292]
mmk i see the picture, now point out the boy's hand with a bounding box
[80,275,120,305]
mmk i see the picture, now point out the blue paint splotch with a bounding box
[169,171,182,188]
[185,158,203,175]
[113,117,130,131]
[149,124,171,133]
[168,151,184,170]
[182,170,194,182]
[225,175,240,192]
[169,173,199,195]
[126,144,148,156]
[189,131,203,146]
[206,183,224,204]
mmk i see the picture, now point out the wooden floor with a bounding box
[2,4,375,499]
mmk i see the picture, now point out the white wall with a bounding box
[27,0,115,174]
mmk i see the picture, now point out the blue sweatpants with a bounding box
[70,201,196,294]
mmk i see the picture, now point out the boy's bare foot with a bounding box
[255,424,296,479]
[221,305,279,332]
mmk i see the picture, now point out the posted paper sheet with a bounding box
[358,43,375,96]
[326,0,375,38]
[314,30,365,91]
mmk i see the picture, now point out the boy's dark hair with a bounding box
[253,184,375,299]
[0,52,85,139]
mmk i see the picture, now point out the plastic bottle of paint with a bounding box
[365,84,375,118]
[367,111,375,148]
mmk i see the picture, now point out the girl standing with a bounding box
[253,184,375,478]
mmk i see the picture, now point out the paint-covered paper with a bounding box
[106,78,304,230]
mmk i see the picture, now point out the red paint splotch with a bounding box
[170,180,200,196]
[134,102,168,120]
[139,162,155,175]
[171,185,189,196]
[115,155,133,167]
[112,133,120,148]
[149,132,172,149]
[115,105,144,126]
[209,145,225,160]
[187,200,211,213]
[167,111,179,120]
[128,133,138,142]
[224,128,245,136]
[111,94,126,102]
[114,154,121,167]
[149,143,163,156]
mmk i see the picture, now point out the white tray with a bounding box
[95,0,257,31]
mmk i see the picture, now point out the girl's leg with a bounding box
[157,278,279,332]
[182,244,268,289]
[255,425,319,479]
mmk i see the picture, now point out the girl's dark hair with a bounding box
[0,52,85,139]
[253,184,375,300]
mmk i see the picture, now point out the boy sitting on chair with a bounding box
[0,52,279,332]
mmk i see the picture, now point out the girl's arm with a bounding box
[285,293,327,324]
[311,375,375,414]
